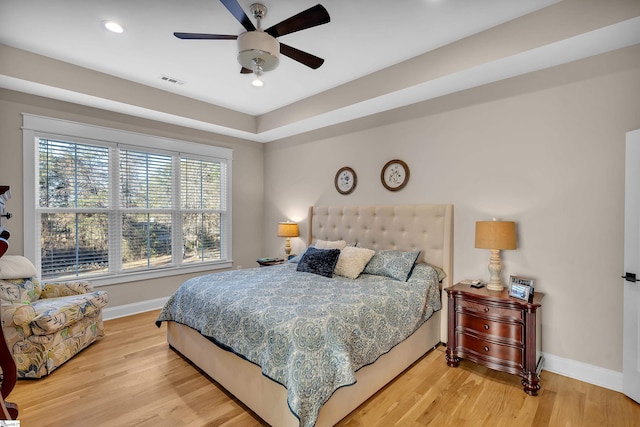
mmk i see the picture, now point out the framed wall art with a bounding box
[381,159,409,191]
[335,166,357,195]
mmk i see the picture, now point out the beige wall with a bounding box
[264,45,640,372]
[0,88,265,307]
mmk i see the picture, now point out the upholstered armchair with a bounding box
[0,256,108,378]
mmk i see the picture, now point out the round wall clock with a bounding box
[381,159,410,191]
[335,167,357,195]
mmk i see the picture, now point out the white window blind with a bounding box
[23,114,233,286]
[39,139,110,278]
[119,149,174,272]
[181,158,226,264]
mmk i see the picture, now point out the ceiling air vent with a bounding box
[159,75,185,85]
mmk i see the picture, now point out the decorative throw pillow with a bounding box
[289,240,348,263]
[313,239,347,250]
[296,247,341,278]
[334,246,376,279]
[363,249,421,282]
[0,255,39,280]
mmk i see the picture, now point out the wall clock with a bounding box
[381,159,410,191]
[335,167,357,195]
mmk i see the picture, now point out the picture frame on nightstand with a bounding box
[508,275,534,301]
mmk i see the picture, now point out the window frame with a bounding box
[23,114,233,287]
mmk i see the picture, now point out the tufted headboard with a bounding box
[308,204,454,289]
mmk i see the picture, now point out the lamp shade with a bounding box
[475,221,516,250]
[278,222,299,238]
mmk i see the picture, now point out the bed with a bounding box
[156,204,453,427]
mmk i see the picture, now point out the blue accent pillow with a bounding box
[296,247,341,278]
[362,249,421,281]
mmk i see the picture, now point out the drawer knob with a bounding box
[484,307,489,312]
[484,324,490,330]
[484,346,490,352]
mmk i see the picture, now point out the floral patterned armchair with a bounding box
[0,256,108,378]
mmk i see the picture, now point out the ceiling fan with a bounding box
[174,0,330,86]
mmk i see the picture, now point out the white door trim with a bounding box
[623,128,640,403]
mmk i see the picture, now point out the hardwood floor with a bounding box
[10,310,640,426]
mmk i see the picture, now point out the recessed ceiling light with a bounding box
[101,20,125,34]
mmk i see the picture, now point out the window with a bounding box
[23,114,232,286]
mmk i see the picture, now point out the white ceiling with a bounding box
[1,0,639,142]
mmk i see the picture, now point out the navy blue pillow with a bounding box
[296,247,341,278]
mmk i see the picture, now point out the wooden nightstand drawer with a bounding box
[457,299,522,321]
[457,313,523,343]
[458,333,523,366]
[446,282,544,395]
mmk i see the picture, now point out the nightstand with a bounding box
[445,282,544,395]
[256,258,284,267]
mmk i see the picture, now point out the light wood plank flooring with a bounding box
[10,310,640,426]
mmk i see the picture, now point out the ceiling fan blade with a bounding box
[280,43,324,69]
[265,4,330,38]
[174,32,237,40]
[220,0,256,32]
[240,67,253,74]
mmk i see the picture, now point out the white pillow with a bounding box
[334,246,376,279]
[313,239,347,250]
[0,255,38,280]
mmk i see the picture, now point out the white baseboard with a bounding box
[103,296,169,320]
[102,301,624,394]
[542,352,623,393]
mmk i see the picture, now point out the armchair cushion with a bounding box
[22,291,109,335]
[41,280,94,298]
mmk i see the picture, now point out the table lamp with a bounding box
[278,222,299,257]
[475,220,517,291]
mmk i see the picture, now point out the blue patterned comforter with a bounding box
[156,262,441,427]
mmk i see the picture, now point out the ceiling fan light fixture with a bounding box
[252,59,264,87]
[101,20,125,34]
[237,31,280,71]
[252,73,264,87]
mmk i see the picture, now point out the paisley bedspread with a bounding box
[156,262,441,427]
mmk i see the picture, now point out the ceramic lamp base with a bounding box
[486,248,504,291]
